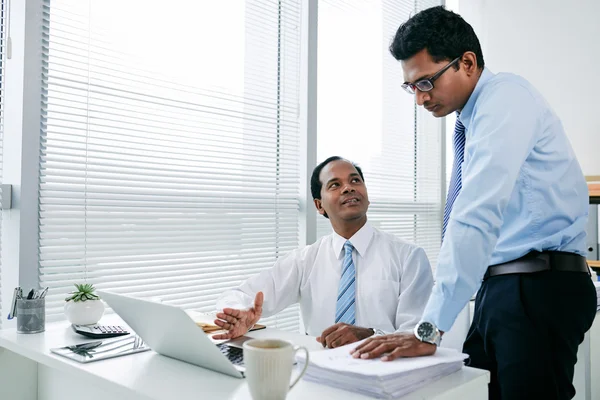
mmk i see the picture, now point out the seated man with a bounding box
[214,156,433,348]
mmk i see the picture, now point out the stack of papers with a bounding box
[297,343,467,399]
[594,281,600,310]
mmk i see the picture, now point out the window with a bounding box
[39,0,302,329]
[317,0,443,266]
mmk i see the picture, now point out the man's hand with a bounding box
[213,292,264,340]
[350,332,436,361]
[316,323,374,348]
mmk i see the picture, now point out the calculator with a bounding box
[72,324,130,339]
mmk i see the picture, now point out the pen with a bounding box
[26,288,35,300]
[7,287,19,320]
[39,287,49,299]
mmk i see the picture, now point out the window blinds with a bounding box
[39,0,302,329]
[317,0,443,267]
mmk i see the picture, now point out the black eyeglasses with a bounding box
[402,57,461,95]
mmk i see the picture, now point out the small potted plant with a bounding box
[64,283,105,325]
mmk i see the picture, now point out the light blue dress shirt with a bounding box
[422,68,589,332]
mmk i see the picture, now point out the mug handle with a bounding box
[289,345,309,391]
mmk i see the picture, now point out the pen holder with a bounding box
[17,298,46,334]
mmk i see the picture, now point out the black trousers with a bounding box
[463,271,597,400]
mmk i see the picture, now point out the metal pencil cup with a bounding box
[17,298,45,334]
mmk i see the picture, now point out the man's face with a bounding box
[314,160,369,222]
[401,49,470,118]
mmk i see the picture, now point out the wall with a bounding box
[460,0,600,176]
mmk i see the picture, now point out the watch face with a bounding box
[417,322,434,340]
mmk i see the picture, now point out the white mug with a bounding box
[243,339,309,400]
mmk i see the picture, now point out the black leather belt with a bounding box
[483,251,590,280]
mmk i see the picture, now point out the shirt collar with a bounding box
[458,67,494,130]
[331,222,374,259]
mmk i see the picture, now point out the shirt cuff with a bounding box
[421,291,467,333]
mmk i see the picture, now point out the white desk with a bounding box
[0,319,490,400]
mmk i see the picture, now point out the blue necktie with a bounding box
[335,241,356,325]
[442,116,466,241]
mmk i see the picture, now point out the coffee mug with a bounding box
[243,339,309,400]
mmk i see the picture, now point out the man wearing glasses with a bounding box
[352,6,596,400]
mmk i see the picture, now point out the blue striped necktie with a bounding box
[442,116,466,241]
[335,241,356,325]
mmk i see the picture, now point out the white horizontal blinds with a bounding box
[414,107,442,267]
[242,0,302,331]
[317,0,442,267]
[39,0,302,330]
[0,0,5,329]
[413,0,443,267]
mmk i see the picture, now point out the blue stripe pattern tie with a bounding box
[442,116,466,241]
[335,241,356,325]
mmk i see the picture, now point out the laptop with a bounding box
[98,290,247,378]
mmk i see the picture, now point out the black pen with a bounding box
[26,288,35,300]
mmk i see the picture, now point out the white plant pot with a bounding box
[64,299,105,325]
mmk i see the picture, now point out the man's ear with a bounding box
[461,51,478,76]
[314,199,325,215]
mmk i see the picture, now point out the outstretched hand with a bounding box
[213,291,264,340]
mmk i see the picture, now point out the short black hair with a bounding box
[390,6,484,69]
[310,156,365,200]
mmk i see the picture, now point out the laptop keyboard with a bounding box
[217,343,244,366]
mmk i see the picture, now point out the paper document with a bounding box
[297,341,467,399]
[186,310,224,333]
[299,342,465,376]
[185,310,267,336]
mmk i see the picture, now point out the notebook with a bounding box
[51,335,150,363]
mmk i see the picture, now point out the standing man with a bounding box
[352,6,597,400]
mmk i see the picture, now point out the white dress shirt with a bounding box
[217,223,434,336]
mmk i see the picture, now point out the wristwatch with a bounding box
[414,321,441,346]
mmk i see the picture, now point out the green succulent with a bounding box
[65,283,100,302]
